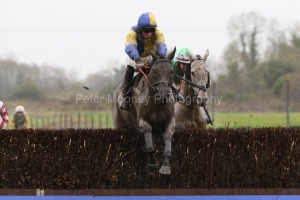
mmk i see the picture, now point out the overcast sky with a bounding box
[1,0,300,79]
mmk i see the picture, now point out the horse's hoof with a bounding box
[147,162,159,171]
[159,166,171,174]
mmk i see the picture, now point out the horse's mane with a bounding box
[195,55,202,60]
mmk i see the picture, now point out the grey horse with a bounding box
[112,48,176,174]
[175,49,210,129]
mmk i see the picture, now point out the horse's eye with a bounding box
[191,71,195,76]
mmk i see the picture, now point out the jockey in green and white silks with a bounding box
[171,48,193,87]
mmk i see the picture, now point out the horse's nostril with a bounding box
[167,93,171,98]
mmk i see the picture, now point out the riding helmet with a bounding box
[138,12,157,28]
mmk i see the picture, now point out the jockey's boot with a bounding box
[171,86,184,102]
[120,65,135,110]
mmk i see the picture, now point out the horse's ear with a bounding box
[203,49,209,61]
[187,50,193,61]
[167,47,176,60]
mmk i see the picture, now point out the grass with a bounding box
[211,112,300,128]
[21,111,300,129]
[5,99,299,129]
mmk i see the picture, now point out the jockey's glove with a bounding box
[135,57,144,69]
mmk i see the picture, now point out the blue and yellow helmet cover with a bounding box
[138,12,157,28]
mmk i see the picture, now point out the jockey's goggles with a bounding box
[141,28,155,33]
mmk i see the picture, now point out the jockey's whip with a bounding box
[174,74,207,92]
[204,106,214,126]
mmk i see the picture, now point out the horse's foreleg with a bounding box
[195,107,208,129]
[159,117,175,175]
[139,119,154,151]
[159,139,172,174]
[139,119,158,171]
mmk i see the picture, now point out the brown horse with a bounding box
[112,48,176,174]
[175,49,210,129]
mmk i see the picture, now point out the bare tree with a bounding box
[227,12,266,70]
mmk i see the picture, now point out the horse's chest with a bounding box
[175,103,199,121]
[140,104,172,124]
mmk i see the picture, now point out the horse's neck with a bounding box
[137,75,155,96]
[180,77,199,109]
[146,77,156,96]
[181,78,191,96]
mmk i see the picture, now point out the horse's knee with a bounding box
[139,121,152,133]
[139,125,152,133]
[146,147,155,154]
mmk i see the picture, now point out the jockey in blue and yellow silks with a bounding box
[120,12,168,110]
[125,12,167,62]
[120,12,184,110]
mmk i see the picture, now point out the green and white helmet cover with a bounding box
[172,47,194,80]
[175,48,193,64]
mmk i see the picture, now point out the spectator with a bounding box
[0,101,9,129]
[9,105,30,129]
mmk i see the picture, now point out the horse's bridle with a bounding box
[192,56,210,88]
[138,59,172,92]
[189,71,210,95]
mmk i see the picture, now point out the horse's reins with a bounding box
[174,74,207,92]
[138,64,155,91]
